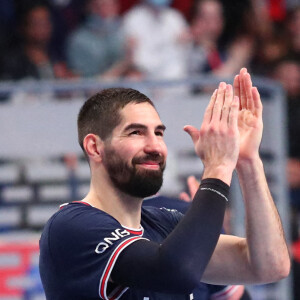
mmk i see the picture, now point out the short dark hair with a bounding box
[77,87,154,152]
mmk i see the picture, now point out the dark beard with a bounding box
[102,145,165,198]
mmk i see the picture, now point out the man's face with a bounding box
[102,102,167,198]
[274,62,300,98]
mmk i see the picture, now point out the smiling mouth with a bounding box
[137,162,161,170]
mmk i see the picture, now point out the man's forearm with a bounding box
[237,157,290,282]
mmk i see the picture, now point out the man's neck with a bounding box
[83,175,143,229]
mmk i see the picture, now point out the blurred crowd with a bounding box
[0,0,299,82]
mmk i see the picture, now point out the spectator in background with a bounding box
[272,59,300,209]
[66,0,130,79]
[46,0,87,62]
[250,0,289,76]
[123,0,188,80]
[187,0,254,79]
[0,0,16,60]
[0,2,74,80]
[285,6,300,61]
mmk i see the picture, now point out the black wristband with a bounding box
[200,178,230,202]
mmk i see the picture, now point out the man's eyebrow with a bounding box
[156,124,166,131]
[124,123,166,131]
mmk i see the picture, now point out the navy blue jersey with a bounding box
[143,196,190,214]
[39,201,191,300]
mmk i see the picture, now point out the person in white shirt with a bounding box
[123,0,188,80]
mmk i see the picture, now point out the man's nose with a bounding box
[144,135,162,154]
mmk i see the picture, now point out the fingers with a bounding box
[211,82,226,122]
[202,89,218,124]
[207,83,236,127]
[187,81,237,146]
[239,68,247,110]
[244,73,254,112]
[184,82,228,147]
[233,75,240,109]
[228,96,239,128]
[237,68,262,117]
[220,84,233,125]
[252,86,263,118]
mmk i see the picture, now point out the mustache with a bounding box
[132,154,165,165]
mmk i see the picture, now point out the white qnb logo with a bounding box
[95,228,130,254]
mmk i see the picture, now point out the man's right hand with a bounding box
[184,82,240,185]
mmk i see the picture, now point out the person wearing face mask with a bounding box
[123,0,188,80]
[66,0,129,78]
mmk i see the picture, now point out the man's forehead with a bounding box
[119,102,162,125]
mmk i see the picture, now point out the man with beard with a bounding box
[39,69,290,300]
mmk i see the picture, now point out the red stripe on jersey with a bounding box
[99,236,145,300]
[125,228,143,235]
[72,201,92,206]
[60,201,92,210]
[211,285,241,299]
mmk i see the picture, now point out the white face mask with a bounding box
[146,0,172,8]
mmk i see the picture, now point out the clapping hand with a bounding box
[184,82,240,185]
[234,68,263,165]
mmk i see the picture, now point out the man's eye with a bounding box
[129,130,141,135]
[155,131,164,137]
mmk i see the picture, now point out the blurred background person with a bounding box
[250,0,290,76]
[187,0,254,79]
[123,0,188,80]
[0,0,16,61]
[0,2,74,81]
[272,59,300,209]
[285,5,300,61]
[66,0,131,79]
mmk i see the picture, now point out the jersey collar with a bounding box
[59,201,144,236]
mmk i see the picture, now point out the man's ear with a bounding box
[83,134,104,163]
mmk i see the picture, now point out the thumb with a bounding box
[183,125,199,144]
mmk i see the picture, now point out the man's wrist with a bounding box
[236,155,262,173]
[202,166,234,186]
